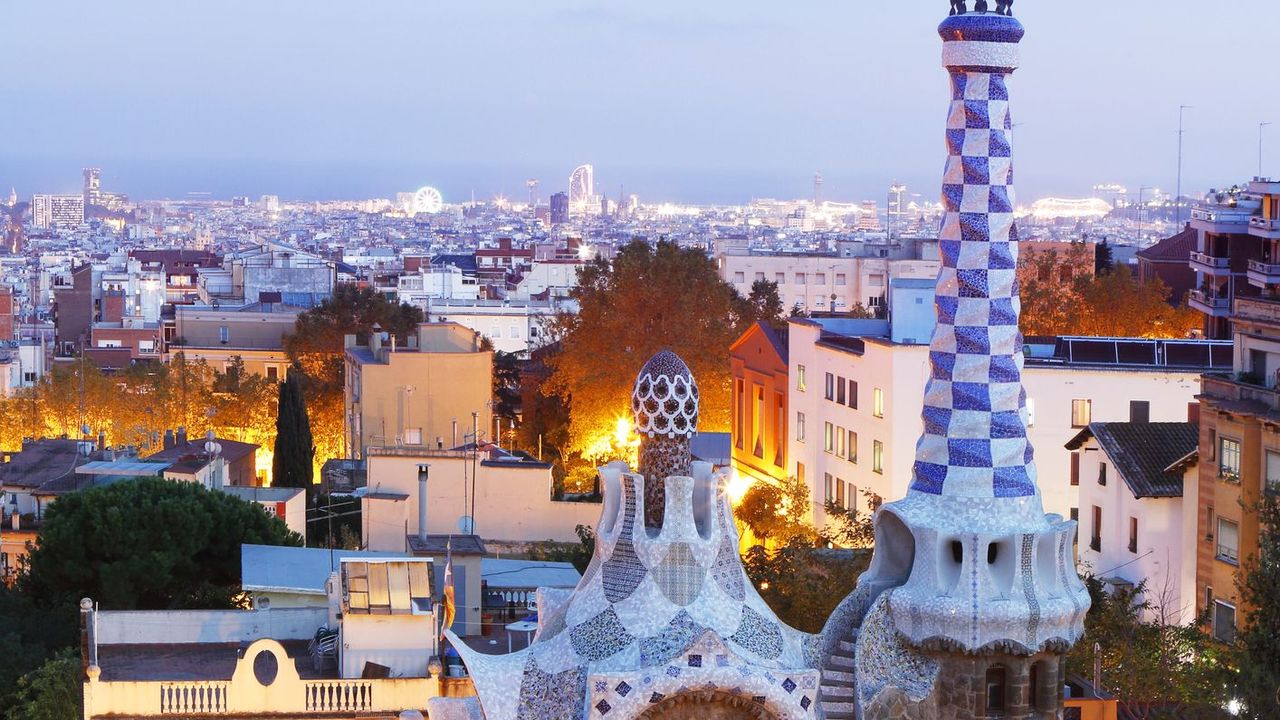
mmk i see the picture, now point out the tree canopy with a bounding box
[546,239,742,458]
[1019,245,1200,338]
[284,284,423,386]
[1234,493,1280,718]
[21,477,302,610]
[273,370,315,490]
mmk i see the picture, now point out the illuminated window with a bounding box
[824,473,833,502]
[873,388,884,418]
[1219,438,1241,481]
[824,422,834,453]
[847,430,858,463]
[1071,399,1091,428]
[797,365,806,392]
[796,412,806,443]
[835,426,845,458]
[873,440,883,474]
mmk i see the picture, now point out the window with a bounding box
[1268,450,1280,495]
[1128,517,1138,553]
[508,326,520,338]
[848,380,858,409]
[815,273,826,284]
[835,273,847,286]
[824,422,834,453]
[1071,399,1091,428]
[985,665,1008,714]
[1098,462,1107,486]
[755,272,765,282]
[734,272,745,283]
[1213,600,1237,644]
[824,473,834,502]
[873,440,884,474]
[847,430,858,463]
[219,325,229,343]
[873,388,884,418]
[775,272,785,284]
[837,377,846,405]
[835,478,845,507]
[734,379,745,449]
[835,426,846,458]
[266,366,279,381]
[404,428,422,445]
[1219,438,1241,481]
[774,392,785,467]
[753,386,765,459]
[1208,429,1217,461]
[138,340,156,353]
[1217,518,1239,564]
[846,483,857,511]
[1130,400,1150,423]
[1070,452,1080,486]
[797,412,806,442]
[1091,506,1102,552]
[825,372,835,400]
[796,273,806,285]
[796,462,805,484]
[797,365,806,392]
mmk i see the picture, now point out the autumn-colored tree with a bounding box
[284,285,423,386]
[1018,245,1200,338]
[546,239,741,458]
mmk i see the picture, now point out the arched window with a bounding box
[985,665,1008,716]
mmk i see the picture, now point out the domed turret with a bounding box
[630,350,699,527]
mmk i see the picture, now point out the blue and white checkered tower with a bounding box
[849,4,1090,659]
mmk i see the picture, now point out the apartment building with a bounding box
[344,323,493,459]
[786,316,1223,532]
[728,321,789,487]
[715,248,939,315]
[171,300,303,379]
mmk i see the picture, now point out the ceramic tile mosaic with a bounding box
[449,351,820,720]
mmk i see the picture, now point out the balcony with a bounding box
[1191,207,1254,230]
[1188,289,1232,317]
[1248,259,1280,288]
[1249,216,1280,238]
[1201,372,1280,415]
[1190,251,1233,274]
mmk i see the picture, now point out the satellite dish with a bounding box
[457,515,474,534]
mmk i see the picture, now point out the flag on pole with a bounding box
[442,537,456,631]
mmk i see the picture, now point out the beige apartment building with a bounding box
[344,323,493,459]
[170,301,304,379]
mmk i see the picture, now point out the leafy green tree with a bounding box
[526,525,596,574]
[736,476,819,547]
[735,279,786,333]
[821,491,881,549]
[743,544,868,633]
[1235,493,1280,718]
[21,477,302,610]
[4,649,81,720]
[273,370,315,490]
[0,588,78,715]
[547,239,740,457]
[1095,238,1115,275]
[1065,576,1226,719]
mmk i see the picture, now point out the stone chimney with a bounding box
[176,426,187,446]
[164,429,175,450]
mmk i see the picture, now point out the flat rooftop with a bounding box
[97,640,331,681]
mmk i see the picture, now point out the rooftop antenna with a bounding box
[1176,105,1192,225]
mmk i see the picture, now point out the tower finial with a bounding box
[631,350,699,528]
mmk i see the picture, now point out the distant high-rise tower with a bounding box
[888,181,907,239]
[549,192,569,225]
[6,188,16,207]
[568,164,594,209]
[814,171,824,206]
[83,167,101,207]
[32,194,85,229]
[525,179,539,210]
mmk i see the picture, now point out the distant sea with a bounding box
[0,154,1066,207]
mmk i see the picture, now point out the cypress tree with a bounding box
[272,371,314,489]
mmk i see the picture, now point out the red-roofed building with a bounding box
[729,321,790,488]
[1137,224,1196,304]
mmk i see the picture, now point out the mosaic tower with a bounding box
[818,4,1091,719]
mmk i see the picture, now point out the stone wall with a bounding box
[863,649,1063,720]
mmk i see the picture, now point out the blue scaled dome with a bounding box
[631,350,699,439]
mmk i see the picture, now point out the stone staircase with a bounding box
[819,636,858,720]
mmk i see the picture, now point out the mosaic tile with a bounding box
[651,542,705,606]
[570,607,635,662]
[729,606,783,659]
[516,659,586,720]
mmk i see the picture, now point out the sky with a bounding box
[3,1,1279,205]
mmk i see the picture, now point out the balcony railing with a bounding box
[1249,217,1280,232]
[1202,373,1280,413]
[1248,259,1280,276]
[1188,289,1231,309]
[1192,207,1254,224]
[1190,251,1232,269]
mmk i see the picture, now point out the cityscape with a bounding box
[0,2,1278,720]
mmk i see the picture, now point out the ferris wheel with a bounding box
[412,186,443,215]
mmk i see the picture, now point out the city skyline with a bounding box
[3,1,1279,204]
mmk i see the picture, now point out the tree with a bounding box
[735,279,786,333]
[20,477,302,610]
[1234,493,1280,718]
[1065,576,1226,719]
[1094,238,1115,275]
[736,476,819,548]
[821,492,881,549]
[273,370,315,490]
[0,588,78,715]
[4,649,80,720]
[284,285,423,387]
[546,239,740,458]
[742,544,868,634]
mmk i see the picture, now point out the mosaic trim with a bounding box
[729,606,784,660]
[651,542,706,607]
[570,607,636,662]
[516,658,586,720]
[638,610,703,667]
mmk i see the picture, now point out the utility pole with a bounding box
[1176,105,1192,226]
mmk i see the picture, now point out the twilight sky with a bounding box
[3,1,1278,204]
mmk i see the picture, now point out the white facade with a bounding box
[426,298,572,355]
[1073,434,1194,624]
[510,259,582,300]
[787,318,1204,531]
[717,251,939,314]
[32,194,85,229]
[395,265,480,305]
